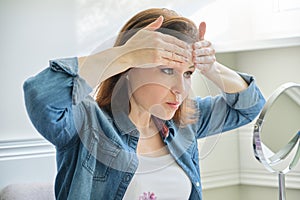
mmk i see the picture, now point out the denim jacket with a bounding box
[23,57,265,200]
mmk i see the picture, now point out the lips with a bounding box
[166,101,180,109]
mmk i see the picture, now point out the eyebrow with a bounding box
[189,65,195,69]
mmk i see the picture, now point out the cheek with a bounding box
[132,85,169,106]
[185,80,193,96]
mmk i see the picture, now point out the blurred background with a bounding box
[0,0,300,199]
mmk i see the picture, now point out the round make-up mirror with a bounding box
[253,82,300,200]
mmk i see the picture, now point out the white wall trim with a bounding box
[201,166,300,190]
[201,169,240,190]
[240,169,300,189]
[215,36,300,53]
[0,139,56,190]
[201,168,300,190]
[0,139,55,161]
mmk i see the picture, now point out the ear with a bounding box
[144,16,164,31]
[199,22,206,40]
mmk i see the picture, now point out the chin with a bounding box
[152,111,175,121]
[149,105,176,120]
[157,115,173,121]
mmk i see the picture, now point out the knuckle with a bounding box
[204,40,211,46]
[194,42,201,48]
[198,56,205,63]
[212,56,216,62]
[194,49,201,56]
[211,49,216,54]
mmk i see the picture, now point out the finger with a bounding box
[160,33,191,50]
[144,17,190,50]
[162,42,191,60]
[146,31,191,59]
[130,48,191,69]
[195,63,211,72]
[144,16,164,31]
[194,40,211,49]
[193,55,216,64]
[160,50,192,64]
[193,47,215,56]
[199,22,206,40]
[157,50,192,68]
[163,59,190,69]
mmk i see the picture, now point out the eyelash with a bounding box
[184,71,193,78]
[160,68,194,78]
[161,68,174,75]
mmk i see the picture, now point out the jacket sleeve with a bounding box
[195,73,266,139]
[23,57,92,148]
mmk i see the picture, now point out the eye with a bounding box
[183,71,194,78]
[160,68,174,75]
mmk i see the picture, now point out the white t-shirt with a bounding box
[123,154,192,199]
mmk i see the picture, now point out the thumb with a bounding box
[199,21,206,40]
[144,16,164,31]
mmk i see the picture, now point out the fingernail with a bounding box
[204,41,211,46]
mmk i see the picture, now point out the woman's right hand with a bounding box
[121,16,192,69]
[78,16,192,88]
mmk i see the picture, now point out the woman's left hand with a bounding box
[192,22,248,93]
[192,22,216,74]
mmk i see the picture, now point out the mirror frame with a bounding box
[253,82,300,174]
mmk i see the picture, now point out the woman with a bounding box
[23,8,265,200]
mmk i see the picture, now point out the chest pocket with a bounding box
[82,128,121,182]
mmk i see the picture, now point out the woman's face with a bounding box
[128,64,195,120]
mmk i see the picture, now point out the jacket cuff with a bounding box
[50,57,92,105]
[50,57,78,77]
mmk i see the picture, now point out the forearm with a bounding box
[78,46,131,88]
[202,61,248,93]
[195,72,266,138]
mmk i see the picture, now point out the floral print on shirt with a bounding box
[139,192,157,200]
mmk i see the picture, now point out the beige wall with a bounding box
[198,46,300,200]
[235,46,300,97]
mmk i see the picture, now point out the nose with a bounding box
[171,76,187,99]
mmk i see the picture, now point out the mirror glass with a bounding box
[261,87,300,154]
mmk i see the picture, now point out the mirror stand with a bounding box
[278,172,286,200]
